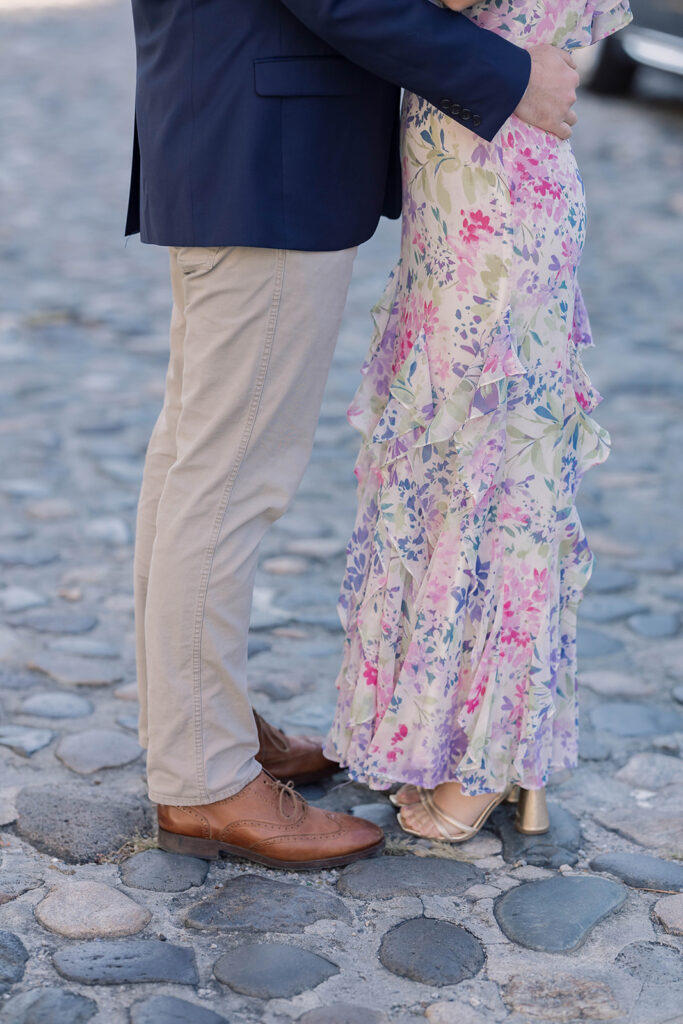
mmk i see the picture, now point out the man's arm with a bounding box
[279,0,530,142]
[280,0,580,142]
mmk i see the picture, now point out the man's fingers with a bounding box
[545,120,573,140]
[560,51,581,89]
[514,44,581,136]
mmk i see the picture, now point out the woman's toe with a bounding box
[399,803,440,839]
[393,784,420,807]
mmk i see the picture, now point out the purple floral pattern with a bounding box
[325,1,632,795]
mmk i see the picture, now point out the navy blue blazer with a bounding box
[126,0,530,251]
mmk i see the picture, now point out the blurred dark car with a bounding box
[584,0,683,94]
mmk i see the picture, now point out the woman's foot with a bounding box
[398,782,503,840]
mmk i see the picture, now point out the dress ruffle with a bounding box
[591,2,633,43]
[325,81,612,796]
[327,268,610,795]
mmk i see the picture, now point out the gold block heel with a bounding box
[505,785,520,805]
[514,788,550,835]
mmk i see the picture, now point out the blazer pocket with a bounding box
[254,56,365,97]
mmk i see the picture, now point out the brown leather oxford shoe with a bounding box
[255,711,339,785]
[157,771,384,870]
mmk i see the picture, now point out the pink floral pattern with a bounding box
[325,0,632,796]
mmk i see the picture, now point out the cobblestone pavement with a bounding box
[1,2,683,1023]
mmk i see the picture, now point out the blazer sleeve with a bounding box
[278,0,531,142]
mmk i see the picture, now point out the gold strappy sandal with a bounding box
[397,787,511,843]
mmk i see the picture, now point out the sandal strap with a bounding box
[421,791,478,839]
[421,789,508,841]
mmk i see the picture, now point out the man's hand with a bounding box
[514,44,579,140]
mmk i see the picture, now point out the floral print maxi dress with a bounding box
[325,1,632,796]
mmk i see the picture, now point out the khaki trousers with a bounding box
[134,245,356,805]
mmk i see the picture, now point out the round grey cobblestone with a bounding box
[35,880,151,938]
[53,939,198,986]
[614,940,683,1021]
[20,691,92,718]
[580,668,656,698]
[56,727,142,774]
[576,628,624,659]
[0,520,32,539]
[492,802,582,868]
[616,942,683,980]
[0,725,54,756]
[590,701,683,736]
[586,568,638,593]
[0,587,47,612]
[214,941,338,998]
[49,637,120,658]
[590,852,683,892]
[11,609,98,634]
[615,752,683,790]
[0,548,59,568]
[578,595,648,622]
[349,801,397,828]
[130,996,230,1024]
[120,849,209,892]
[1,986,97,1024]
[1,480,50,500]
[186,873,351,931]
[337,854,483,899]
[494,876,627,952]
[628,611,680,638]
[15,785,154,864]
[379,918,485,986]
[0,930,29,995]
[0,874,43,906]
[27,654,125,687]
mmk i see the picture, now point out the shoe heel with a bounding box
[505,785,520,805]
[157,828,221,860]
[514,788,550,835]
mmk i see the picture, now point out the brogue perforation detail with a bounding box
[179,805,212,839]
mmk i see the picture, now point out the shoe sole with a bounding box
[157,828,385,870]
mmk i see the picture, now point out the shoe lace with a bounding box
[271,776,304,820]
